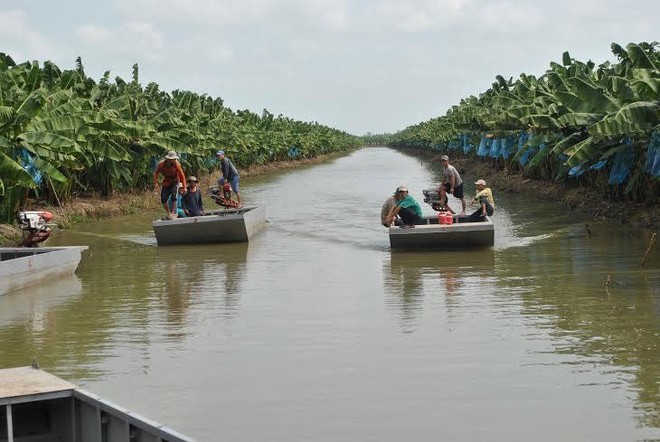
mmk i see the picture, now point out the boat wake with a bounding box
[270,221,390,252]
[64,230,156,246]
[496,232,554,250]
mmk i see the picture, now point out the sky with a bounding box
[1,1,658,135]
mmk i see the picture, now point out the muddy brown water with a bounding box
[1,147,659,441]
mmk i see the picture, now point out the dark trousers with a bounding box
[399,207,422,226]
[467,201,494,222]
[160,183,179,204]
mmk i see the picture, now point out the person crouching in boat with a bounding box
[381,194,403,227]
[467,179,495,222]
[154,151,186,220]
[385,186,423,228]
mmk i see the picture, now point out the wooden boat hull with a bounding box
[0,246,88,296]
[152,205,266,245]
[389,215,494,250]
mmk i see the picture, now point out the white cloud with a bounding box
[75,22,165,62]
[114,0,280,28]
[0,9,59,62]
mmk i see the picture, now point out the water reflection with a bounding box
[153,243,250,327]
[0,229,251,381]
[495,222,660,428]
[0,275,82,330]
[383,250,495,333]
[0,275,84,370]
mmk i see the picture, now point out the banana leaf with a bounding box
[563,137,597,167]
[0,106,14,129]
[589,102,660,137]
[551,132,587,155]
[33,157,68,183]
[565,77,620,113]
[20,131,83,153]
[626,43,658,70]
[0,151,36,188]
[522,114,560,129]
[557,113,604,127]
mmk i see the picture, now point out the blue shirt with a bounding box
[183,188,204,216]
[167,193,186,217]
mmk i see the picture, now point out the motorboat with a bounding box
[389,214,494,250]
[0,246,88,296]
[152,206,266,246]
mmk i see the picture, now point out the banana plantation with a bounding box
[2,42,658,225]
[0,54,360,223]
[387,42,660,204]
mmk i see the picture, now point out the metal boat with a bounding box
[152,205,267,246]
[389,215,494,250]
[0,246,88,296]
[0,366,194,442]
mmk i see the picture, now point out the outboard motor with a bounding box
[208,184,240,209]
[16,211,54,247]
[422,184,450,212]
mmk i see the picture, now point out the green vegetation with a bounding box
[0,54,360,223]
[384,42,660,204]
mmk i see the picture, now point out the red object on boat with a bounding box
[438,211,450,225]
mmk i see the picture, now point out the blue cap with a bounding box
[216,150,225,156]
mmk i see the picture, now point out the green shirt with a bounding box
[397,194,423,218]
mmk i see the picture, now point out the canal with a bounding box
[1,147,659,441]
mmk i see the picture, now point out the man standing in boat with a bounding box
[154,151,186,220]
[439,155,466,215]
[385,185,423,227]
[216,150,242,206]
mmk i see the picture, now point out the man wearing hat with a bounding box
[439,155,466,215]
[467,179,495,221]
[153,150,186,219]
[182,176,205,217]
[216,150,241,205]
[385,185,423,227]
[380,194,403,227]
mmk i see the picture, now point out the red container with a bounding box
[438,212,447,224]
[446,213,454,224]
